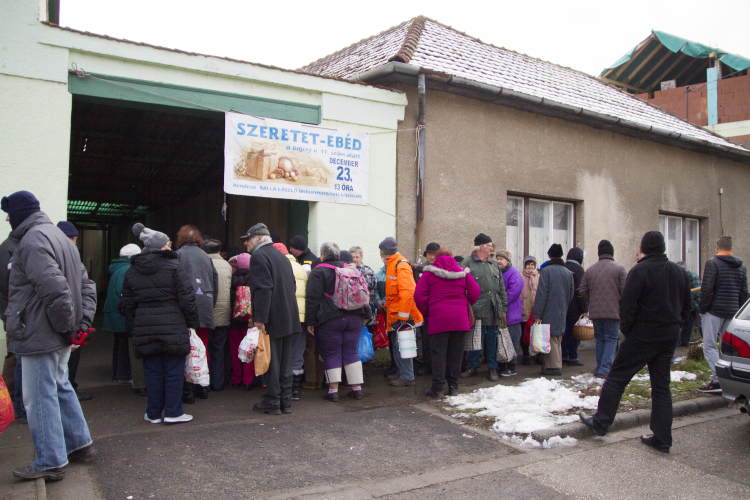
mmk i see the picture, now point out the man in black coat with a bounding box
[289,235,318,274]
[562,247,587,366]
[242,223,301,415]
[698,235,749,393]
[580,231,691,453]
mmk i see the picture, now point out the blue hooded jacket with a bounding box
[103,257,131,332]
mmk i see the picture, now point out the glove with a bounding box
[69,327,96,346]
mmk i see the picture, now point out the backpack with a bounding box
[317,263,370,311]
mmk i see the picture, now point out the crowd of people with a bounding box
[1,188,748,480]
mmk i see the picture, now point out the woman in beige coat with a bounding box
[273,243,307,400]
[520,255,539,365]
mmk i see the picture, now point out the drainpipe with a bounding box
[415,73,426,261]
[707,52,719,126]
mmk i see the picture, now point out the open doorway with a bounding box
[67,96,308,292]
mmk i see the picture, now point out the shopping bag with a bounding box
[0,373,14,434]
[185,328,210,386]
[496,324,517,363]
[357,327,374,363]
[254,326,271,376]
[238,327,260,363]
[233,286,252,322]
[372,312,389,350]
[464,319,482,351]
[530,323,551,355]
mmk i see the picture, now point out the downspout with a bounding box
[415,73,426,261]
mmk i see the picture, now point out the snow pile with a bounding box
[570,374,605,387]
[502,434,578,449]
[632,370,697,383]
[674,356,687,364]
[447,377,599,434]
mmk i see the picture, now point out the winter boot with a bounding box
[486,369,500,381]
[460,367,478,378]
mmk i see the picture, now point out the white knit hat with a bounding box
[119,243,141,257]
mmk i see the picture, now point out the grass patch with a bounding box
[625,381,651,399]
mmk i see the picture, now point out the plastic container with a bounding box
[397,325,418,359]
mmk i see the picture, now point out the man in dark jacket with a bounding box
[243,223,301,415]
[289,235,318,274]
[3,191,97,481]
[562,247,587,367]
[581,231,691,453]
[698,236,749,393]
[1,217,22,418]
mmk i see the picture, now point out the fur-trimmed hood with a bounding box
[423,265,470,280]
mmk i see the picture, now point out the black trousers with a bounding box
[592,338,676,446]
[420,322,431,367]
[112,332,132,381]
[68,346,81,390]
[208,327,229,391]
[264,335,293,407]
[430,331,466,392]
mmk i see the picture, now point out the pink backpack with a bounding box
[317,263,370,311]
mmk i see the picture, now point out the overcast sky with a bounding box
[60,0,750,77]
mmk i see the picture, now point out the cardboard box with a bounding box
[244,149,277,180]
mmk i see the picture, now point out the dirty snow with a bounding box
[447,377,599,434]
[502,434,578,449]
[674,356,687,364]
[632,370,697,383]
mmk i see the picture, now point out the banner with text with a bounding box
[224,112,369,205]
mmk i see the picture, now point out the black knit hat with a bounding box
[340,250,354,263]
[640,231,666,255]
[474,233,492,246]
[203,239,222,254]
[598,240,615,257]
[423,242,440,256]
[566,247,584,264]
[379,237,398,254]
[57,221,79,238]
[547,244,564,258]
[1,191,40,230]
[289,235,307,251]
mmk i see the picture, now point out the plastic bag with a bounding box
[465,319,482,351]
[185,328,210,386]
[233,286,252,321]
[372,312,389,350]
[254,327,271,376]
[0,373,14,435]
[357,327,374,363]
[530,323,551,355]
[238,327,260,363]
[496,326,516,363]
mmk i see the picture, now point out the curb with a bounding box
[530,396,729,442]
[36,477,46,499]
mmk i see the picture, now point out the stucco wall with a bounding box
[394,84,750,272]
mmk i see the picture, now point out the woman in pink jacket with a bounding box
[414,249,480,397]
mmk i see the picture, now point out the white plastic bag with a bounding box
[185,328,210,386]
[238,327,260,363]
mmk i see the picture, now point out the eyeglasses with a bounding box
[167,241,172,248]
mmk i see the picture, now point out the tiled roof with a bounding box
[301,17,748,153]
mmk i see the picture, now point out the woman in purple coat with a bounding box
[497,250,524,376]
[414,249,480,397]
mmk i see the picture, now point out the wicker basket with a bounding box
[573,314,595,341]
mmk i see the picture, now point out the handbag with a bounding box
[496,319,516,363]
[233,286,252,322]
[372,312,389,350]
[464,319,482,351]
[530,323,551,355]
[254,326,271,376]
[573,313,595,341]
[0,373,14,434]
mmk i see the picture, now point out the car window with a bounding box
[736,299,750,321]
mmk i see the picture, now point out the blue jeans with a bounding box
[20,347,92,470]
[468,325,500,369]
[561,311,581,361]
[594,319,620,376]
[14,355,26,419]
[143,353,186,420]
[389,330,414,381]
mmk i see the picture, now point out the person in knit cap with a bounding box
[119,223,199,426]
[460,233,508,381]
[227,253,256,390]
[532,244,574,376]
[496,249,523,377]
[57,221,79,245]
[581,231,691,453]
[103,244,142,387]
[562,247,588,367]
[580,240,628,378]
[379,237,422,386]
[3,191,97,481]
[519,256,539,365]
[289,235,318,274]
[273,242,307,401]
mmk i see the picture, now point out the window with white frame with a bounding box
[507,195,575,269]
[659,214,700,274]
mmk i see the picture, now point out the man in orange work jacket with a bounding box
[379,237,423,387]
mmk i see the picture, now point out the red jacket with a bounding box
[414,256,480,334]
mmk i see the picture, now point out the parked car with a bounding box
[716,298,750,416]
